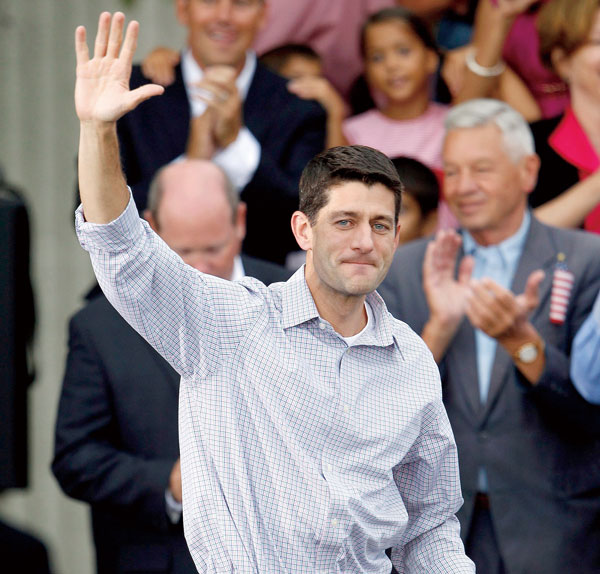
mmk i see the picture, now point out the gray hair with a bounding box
[147,161,239,225]
[445,98,535,162]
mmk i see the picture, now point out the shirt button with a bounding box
[319,322,326,330]
[326,463,333,473]
[331,518,339,527]
[343,403,350,413]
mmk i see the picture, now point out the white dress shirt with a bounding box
[76,195,474,573]
[181,49,261,191]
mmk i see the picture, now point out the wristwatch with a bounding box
[512,340,544,364]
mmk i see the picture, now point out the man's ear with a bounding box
[144,209,159,233]
[235,202,247,242]
[291,211,312,251]
[175,0,189,27]
[521,153,541,194]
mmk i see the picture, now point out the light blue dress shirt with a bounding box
[463,212,531,492]
[570,290,600,404]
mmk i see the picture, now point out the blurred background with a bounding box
[0,2,184,572]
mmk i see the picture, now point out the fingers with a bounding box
[75,25,89,66]
[120,19,139,69]
[458,254,474,285]
[106,12,125,58]
[126,83,165,111]
[93,12,111,59]
[520,269,545,314]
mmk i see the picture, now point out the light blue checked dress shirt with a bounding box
[76,195,474,574]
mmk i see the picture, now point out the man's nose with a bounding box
[351,223,375,252]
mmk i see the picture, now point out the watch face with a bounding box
[518,343,538,363]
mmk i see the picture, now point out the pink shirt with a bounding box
[253,0,393,97]
[502,5,570,119]
[342,104,449,170]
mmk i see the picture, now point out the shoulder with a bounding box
[242,255,293,285]
[388,236,430,278]
[343,109,384,130]
[69,294,125,335]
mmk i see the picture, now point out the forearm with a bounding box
[78,121,130,223]
[454,0,513,103]
[534,174,600,228]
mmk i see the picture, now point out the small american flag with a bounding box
[550,259,574,325]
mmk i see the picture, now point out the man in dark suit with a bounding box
[118,0,326,265]
[379,99,600,574]
[53,159,290,574]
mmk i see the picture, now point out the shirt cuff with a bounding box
[213,127,261,191]
[75,189,145,253]
[165,489,183,524]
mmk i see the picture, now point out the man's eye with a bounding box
[337,220,351,227]
[373,223,387,231]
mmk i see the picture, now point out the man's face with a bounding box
[302,181,401,298]
[158,203,245,280]
[443,123,538,245]
[176,0,266,70]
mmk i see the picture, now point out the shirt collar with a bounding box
[279,266,395,347]
[231,255,245,282]
[462,210,531,265]
[181,48,257,102]
[549,106,600,175]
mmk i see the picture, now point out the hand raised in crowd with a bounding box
[75,12,164,124]
[141,46,181,87]
[421,229,474,362]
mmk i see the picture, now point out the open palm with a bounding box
[75,12,163,123]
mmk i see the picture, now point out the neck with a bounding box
[468,207,526,247]
[191,49,246,77]
[304,265,368,337]
[381,90,430,121]
[571,91,600,155]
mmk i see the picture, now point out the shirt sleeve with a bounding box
[570,292,600,404]
[213,127,261,191]
[75,192,264,379]
[391,396,475,573]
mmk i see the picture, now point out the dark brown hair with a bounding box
[299,145,402,224]
[538,0,600,69]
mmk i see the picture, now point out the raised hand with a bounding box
[420,230,474,362]
[423,229,474,329]
[75,12,164,124]
[192,66,242,149]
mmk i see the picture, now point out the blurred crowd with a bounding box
[2,1,600,573]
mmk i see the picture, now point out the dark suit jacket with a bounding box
[52,257,290,574]
[378,217,600,573]
[117,62,326,265]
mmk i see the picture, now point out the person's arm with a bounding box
[74,13,265,377]
[391,391,475,572]
[533,170,600,228]
[420,230,474,362]
[75,12,163,223]
[570,292,600,404]
[286,75,348,148]
[52,315,176,531]
[452,0,540,119]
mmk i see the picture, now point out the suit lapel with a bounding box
[447,240,482,417]
[482,217,557,416]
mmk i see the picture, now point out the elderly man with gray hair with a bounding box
[379,98,600,574]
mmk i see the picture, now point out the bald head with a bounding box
[145,160,246,280]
